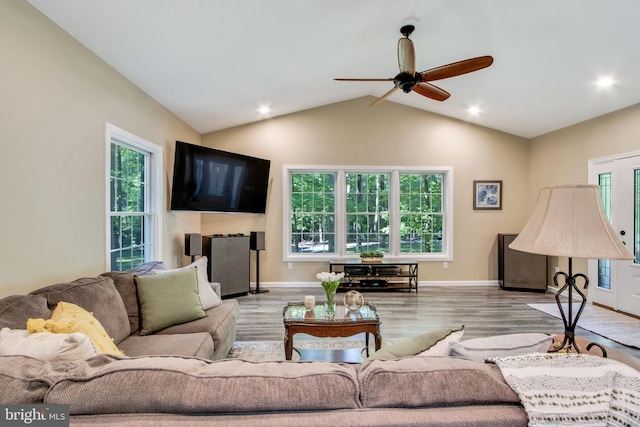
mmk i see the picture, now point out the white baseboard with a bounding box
[252,280,500,288]
[422,280,500,287]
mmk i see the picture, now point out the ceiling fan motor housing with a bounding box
[394,72,421,92]
[400,25,415,37]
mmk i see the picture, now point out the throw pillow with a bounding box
[367,326,465,360]
[153,256,222,310]
[0,327,96,361]
[136,268,207,336]
[449,332,552,362]
[26,302,124,355]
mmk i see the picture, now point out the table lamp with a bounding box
[509,185,634,355]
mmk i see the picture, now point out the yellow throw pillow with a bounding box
[27,302,124,355]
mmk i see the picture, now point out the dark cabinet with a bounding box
[202,235,250,297]
[498,234,547,292]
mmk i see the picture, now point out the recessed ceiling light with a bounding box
[596,76,615,88]
[467,106,481,115]
[258,105,271,115]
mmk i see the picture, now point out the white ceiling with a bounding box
[27,0,640,138]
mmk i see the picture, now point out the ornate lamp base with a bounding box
[549,258,607,358]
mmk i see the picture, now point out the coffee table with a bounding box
[282,301,382,361]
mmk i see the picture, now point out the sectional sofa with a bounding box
[0,260,239,360]
[0,261,638,426]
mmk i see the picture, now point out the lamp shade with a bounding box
[509,185,634,260]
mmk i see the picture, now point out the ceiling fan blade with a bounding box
[420,56,494,82]
[334,78,395,82]
[413,82,450,101]
[369,87,399,106]
[398,37,415,74]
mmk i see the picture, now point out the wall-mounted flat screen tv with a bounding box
[170,141,270,214]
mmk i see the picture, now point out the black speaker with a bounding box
[498,233,547,292]
[250,231,265,251]
[184,233,202,257]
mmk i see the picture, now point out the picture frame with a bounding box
[473,180,502,210]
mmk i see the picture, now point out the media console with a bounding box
[329,260,418,293]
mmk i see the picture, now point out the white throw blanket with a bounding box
[489,353,640,427]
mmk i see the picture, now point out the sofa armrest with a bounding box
[209,282,221,298]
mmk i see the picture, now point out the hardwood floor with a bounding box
[232,285,640,359]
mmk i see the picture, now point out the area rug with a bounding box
[527,303,640,349]
[228,339,400,362]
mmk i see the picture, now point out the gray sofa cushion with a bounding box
[358,356,520,408]
[100,271,140,334]
[0,294,51,330]
[29,276,131,345]
[45,355,361,414]
[117,332,213,359]
[0,355,81,403]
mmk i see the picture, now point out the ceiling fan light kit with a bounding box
[335,25,493,106]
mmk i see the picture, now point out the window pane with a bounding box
[291,174,303,192]
[400,173,444,254]
[635,168,640,264]
[598,173,612,289]
[111,250,120,271]
[132,215,143,245]
[110,216,121,250]
[289,172,336,254]
[109,140,151,271]
[345,173,390,254]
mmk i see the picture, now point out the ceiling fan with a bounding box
[335,25,494,106]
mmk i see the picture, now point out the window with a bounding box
[290,172,336,254]
[346,172,389,254]
[283,166,452,261]
[106,124,163,271]
[598,173,612,289]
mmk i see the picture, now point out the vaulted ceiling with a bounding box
[27,0,640,138]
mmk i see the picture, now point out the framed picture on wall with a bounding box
[473,180,502,210]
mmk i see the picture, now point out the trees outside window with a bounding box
[290,172,336,254]
[106,124,162,271]
[284,166,452,261]
[109,142,151,271]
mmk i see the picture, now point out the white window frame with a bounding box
[105,123,163,270]
[283,165,453,262]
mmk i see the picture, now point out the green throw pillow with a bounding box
[136,268,206,336]
[367,326,464,360]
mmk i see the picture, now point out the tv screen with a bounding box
[170,141,270,213]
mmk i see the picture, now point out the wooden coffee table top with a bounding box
[283,301,379,324]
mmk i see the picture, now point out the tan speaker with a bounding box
[184,233,202,257]
[250,231,265,251]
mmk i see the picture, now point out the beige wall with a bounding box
[201,98,532,285]
[5,0,637,296]
[529,103,640,281]
[0,1,201,297]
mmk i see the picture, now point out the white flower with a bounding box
[316,271,345,283]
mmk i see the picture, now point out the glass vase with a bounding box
[324,288,337,318]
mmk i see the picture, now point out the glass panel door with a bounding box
[589,154,640,316]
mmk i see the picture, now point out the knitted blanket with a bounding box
[489,353,640,427]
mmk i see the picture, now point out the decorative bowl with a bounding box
[343,290,364,311]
